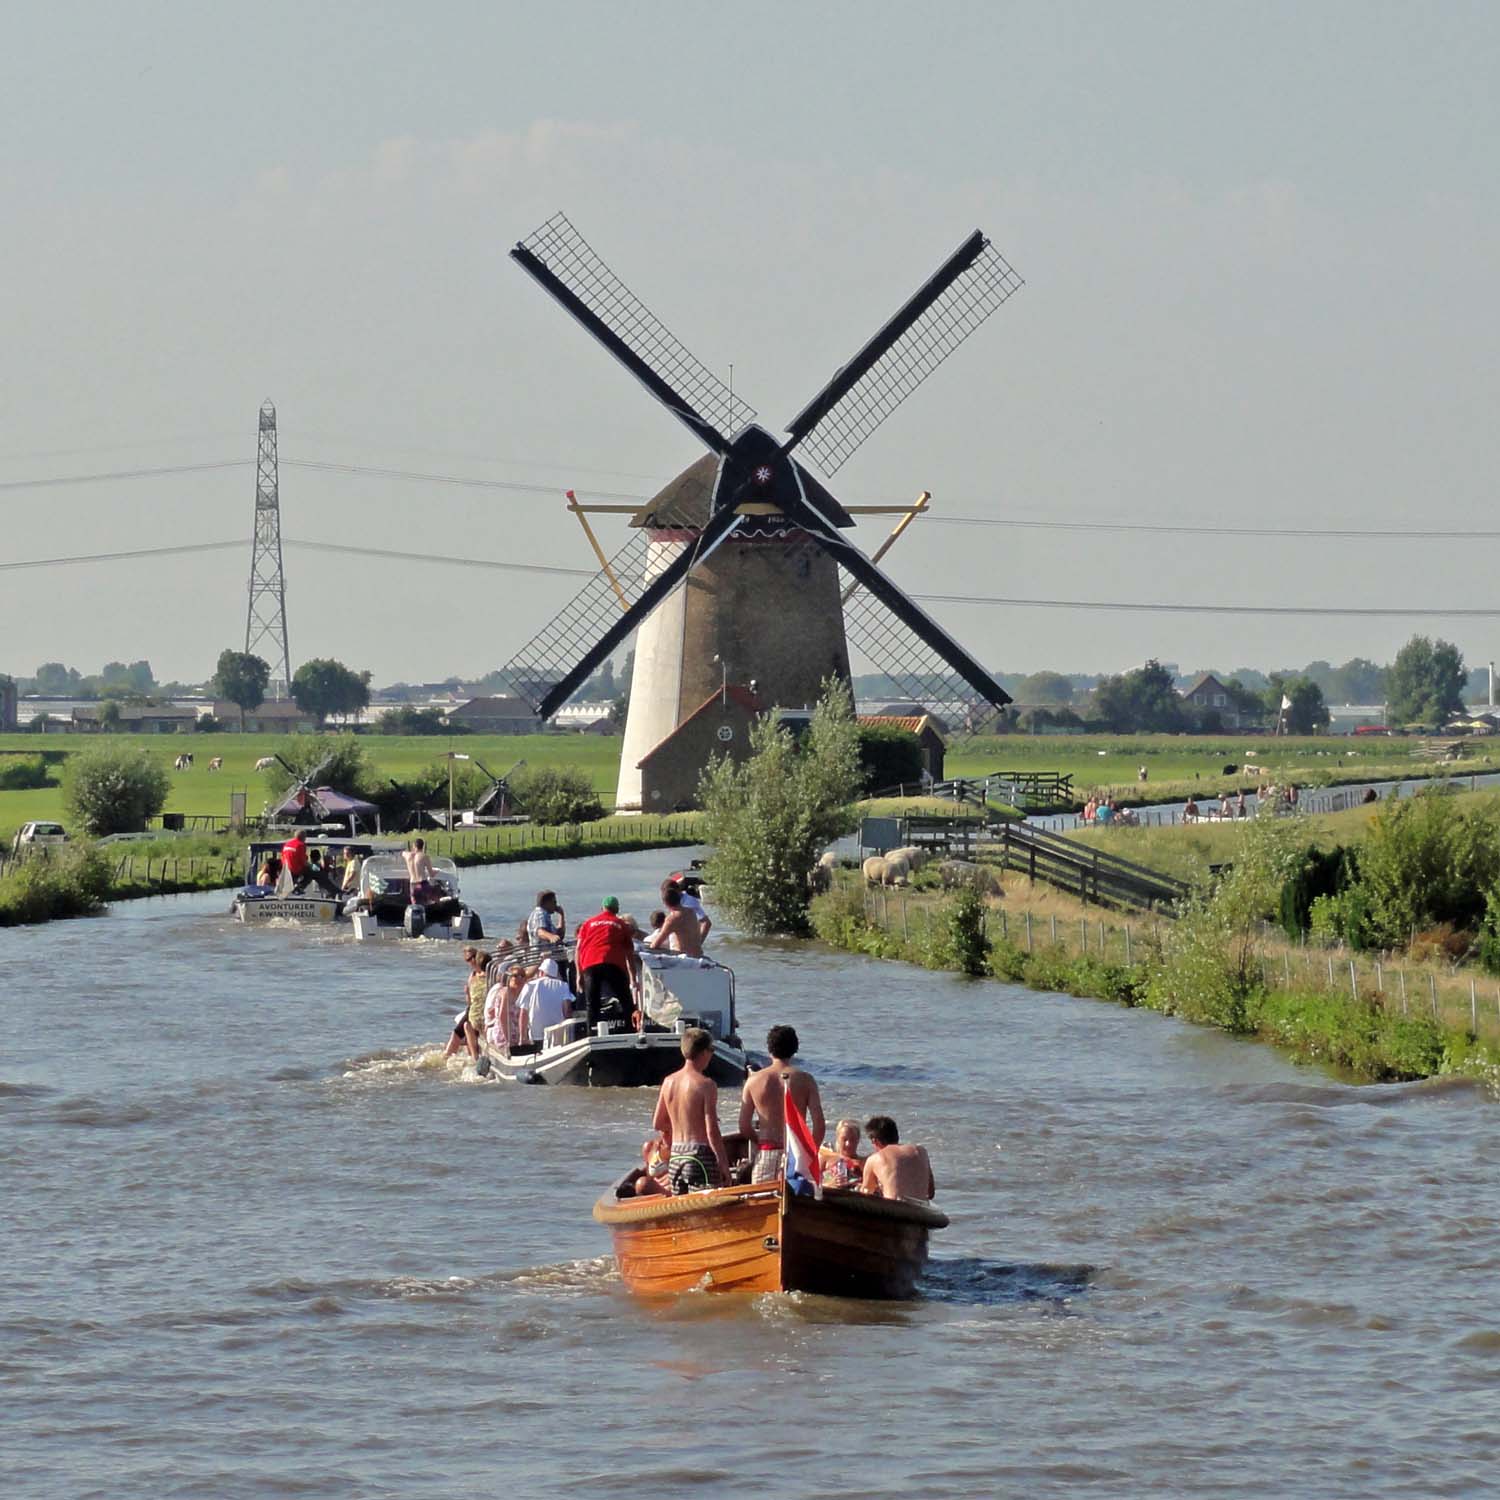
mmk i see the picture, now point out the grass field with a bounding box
[0,728,1489,847]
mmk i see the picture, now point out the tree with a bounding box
[1017,670,1074,705]
[33,662,80,694]
[1265,674,1329,735]
[1090,659,1186,733]
[378,705,460,735]
[62,743,171,836]
[1326,657,1385,704]
[1386,635,1466,726]
[97,699,122,732]
[1223,678,1266,724]
[700,680,862,937]
[213,649,271,731]
[125,660,155,695]
[290,658,371,725]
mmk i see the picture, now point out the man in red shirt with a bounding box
[574,896,639,1032]
[280,831,310,891]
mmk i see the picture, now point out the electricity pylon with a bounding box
[244,399,292,697]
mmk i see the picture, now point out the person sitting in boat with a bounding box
[652,1027,731,1193]
[527,890,566,951]
[485,962,527,1054]
[1184,795,1201,824]
[647,886,703,957]
[515,957,573,1053]
[819,1119,865,1188]
[575,895,639,1031]
[305,848,340,897]
[737,1025,826,1185]
[860,1116,935,1202]
[339,849,363,896]
[255,851,282,889]
[663,874,711,943]
[632,1132,672,1196]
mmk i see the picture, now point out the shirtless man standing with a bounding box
[652,1028,730,1193]
[405,837,435,887]
[860,1115,935,1202]
[647,886,703,957]
[738,1025,825,1185]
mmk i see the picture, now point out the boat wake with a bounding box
[330,1045,489,1089]
[921,1256,1096,1309]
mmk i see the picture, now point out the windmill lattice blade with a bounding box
[840,574,1007,738]
[513,213,756,451]
[494,530,654,716]
[787,234,1022,476]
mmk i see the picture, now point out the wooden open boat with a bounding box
[594,1176,948,1299]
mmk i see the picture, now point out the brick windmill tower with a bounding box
[499,214,1023,811]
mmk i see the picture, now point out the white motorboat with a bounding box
[231,837,396,926]
[480,949,753,1086]
[346,852,483,942]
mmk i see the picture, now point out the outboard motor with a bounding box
[403,902,427,939]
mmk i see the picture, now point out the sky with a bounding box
[2,0,1498,688]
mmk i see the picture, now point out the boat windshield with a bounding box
[359,853,460,900]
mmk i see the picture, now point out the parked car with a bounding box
[11,820,68,852]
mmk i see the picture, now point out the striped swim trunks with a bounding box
[668,1143,723,1194]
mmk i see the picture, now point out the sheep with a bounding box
[253,756,277,772]
[808,849,840,894]
[862,854,910,887]
[207,756,223,771]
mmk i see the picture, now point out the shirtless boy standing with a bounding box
[647,886,703,957]
[652,1027,730,1193]
[738,1025,826,1185]
[860,1115,935,1202]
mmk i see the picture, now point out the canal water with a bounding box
[5,848,1499,1498]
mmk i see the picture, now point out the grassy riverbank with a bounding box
[1,728,1478,845]
[811,871,1500,1085]
[0,814,705,926]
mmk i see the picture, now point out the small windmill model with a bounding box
[500,214,1023,811]
[469,758,525,821]
[267,753,337,824]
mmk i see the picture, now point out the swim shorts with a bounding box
[668,1144,723,1194]
[751,1147,784,1185]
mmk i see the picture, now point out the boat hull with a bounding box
[233,894,342,925]
[482,1033,748,1087]
[594,1182,947,1299]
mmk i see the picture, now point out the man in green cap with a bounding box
[574,895,639,1032]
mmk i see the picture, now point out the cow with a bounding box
[253,757,277,772]
[173,753,194,771]
[207,757,223,772]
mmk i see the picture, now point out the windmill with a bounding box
[266,753,337,825]
[499,213,1023,811]
[469,758,526,821]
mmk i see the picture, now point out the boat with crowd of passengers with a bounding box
[594,1140,948,1298]
[479,946,751,1086]
[230,837,397,925]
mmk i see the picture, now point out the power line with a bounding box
[0,460,250,490]
[924,514,1499,540]
[7,535,1500,617]
[278,458,643,501]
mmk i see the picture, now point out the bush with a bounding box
[0,755,51,791]
[380,705,465,735]
[919,886,991,975]
[513,767,604,826]
[856,725,924,794]
[61,744,171,836]
[0,842,113,925]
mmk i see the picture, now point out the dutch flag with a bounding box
[782,1074,823,1199]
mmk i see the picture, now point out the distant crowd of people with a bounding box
[637,1022,935,1203]
[442,875,712,1063]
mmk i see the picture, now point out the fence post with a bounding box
[1398,968,1407,1013]
[1375,961,1383,992]
[1050,915,1057,944]
[1282,951,1290,987]
[1429,972,1438,1018]
[1327,955,1334,987]
[1471,977,1478,1033]
[1125,924,1132,965]
[1001,909,1008,941]
[901,896,909,941]
[1349,960,1358,1001]
[1080,916,1087,953]
[1025,911,1033,953]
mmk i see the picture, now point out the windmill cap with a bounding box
[602,896,619,912]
